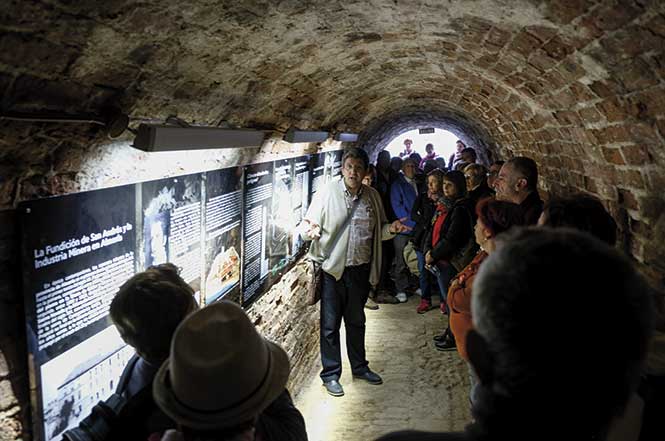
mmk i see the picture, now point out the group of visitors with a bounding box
[72,144,662,441]
[300,145,663,441]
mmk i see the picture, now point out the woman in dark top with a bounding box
[411,169,444,314]
[424,171,475,351]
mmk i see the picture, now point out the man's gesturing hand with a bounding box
[389,217,412,234]
[301,218,321,240]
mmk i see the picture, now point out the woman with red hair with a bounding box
[446,198,525,401]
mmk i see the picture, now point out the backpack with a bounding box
[62,354,155,441]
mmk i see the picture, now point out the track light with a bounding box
[283,128,329,143]
[132,124,267,152]
[333,132,358,142]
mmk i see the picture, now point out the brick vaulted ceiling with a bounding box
[1,0,665,275]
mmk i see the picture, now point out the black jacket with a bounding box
[425,197,475,262]
[410,192,436,250]
[375,167,398,221]
[520,191,544,225]
[468,181,494,217]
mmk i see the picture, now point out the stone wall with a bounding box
[0,129,334,440]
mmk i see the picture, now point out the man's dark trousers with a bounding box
[320,264,371,382]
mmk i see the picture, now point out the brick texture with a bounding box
[1,1,665,439]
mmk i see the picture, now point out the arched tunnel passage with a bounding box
[359,108,499,167]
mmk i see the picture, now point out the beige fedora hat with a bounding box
[153,300,290,430]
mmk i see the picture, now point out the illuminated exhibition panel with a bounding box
[19,151,343,440]
[203,167,243,304]
[20,185,137,441]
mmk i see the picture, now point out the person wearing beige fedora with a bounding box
[153,300,306,441]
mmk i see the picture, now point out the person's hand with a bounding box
[300,219,321,240]
[389,217,412,234]
[425,251,434,265]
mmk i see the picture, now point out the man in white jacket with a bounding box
[300,147,410,397]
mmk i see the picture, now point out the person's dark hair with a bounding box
[377,150,390,161]
[461,147,477,162]
[435,157,447,170]
[110,263,197,363]
[425,143,434,151]
[456,140,466,148]
[476,198,525,237]
[390,156,403,171]
[408,152,422,165]
[342,147,370,169]
[427,168,445,184]
[472,227,654,438]
[423,159,438,174]
[443,170,467,197]
[541,194,617,246]
[507,156,538,192]
[491,160,505,168]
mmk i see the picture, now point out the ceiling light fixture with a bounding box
[283,128,329,143]
[132,123,267,152]
[333,132,359,142]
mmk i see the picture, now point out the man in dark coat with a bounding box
[493,156,543,225]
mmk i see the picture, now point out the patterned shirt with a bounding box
[344,184,376,266]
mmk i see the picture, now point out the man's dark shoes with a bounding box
[323,379,344,396]
[353,370,383,385]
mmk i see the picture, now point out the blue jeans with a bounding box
[428,261,456,304]
[416,250,432,301]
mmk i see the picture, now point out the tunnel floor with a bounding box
[294,295,472,440]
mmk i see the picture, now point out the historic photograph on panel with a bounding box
[40,327,133,441]
[19,184,137,441]
[203,167,243,305]
[141,174,203,296]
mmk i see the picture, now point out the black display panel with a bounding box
[291,156,310,258]
[268,158,293,278]
[330,149,344,179]
[140,174,203,294]
[18,153,345,440]
[241,161,273,305]
[310,152,327,196]
[20,186,137,441]
[203,168,243,304]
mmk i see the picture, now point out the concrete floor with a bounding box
[294,295,472,441]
